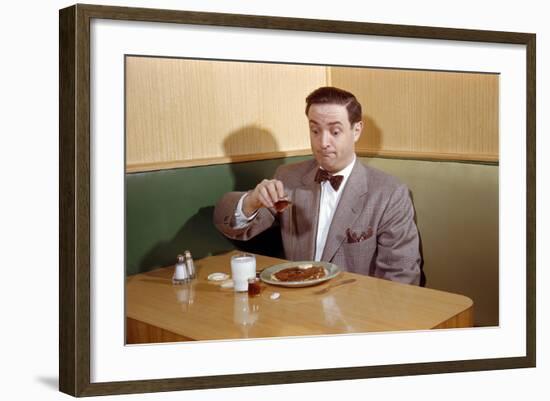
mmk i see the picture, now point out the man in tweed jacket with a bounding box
[214,87,421,285]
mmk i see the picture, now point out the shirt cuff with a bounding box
[232,193,259,229]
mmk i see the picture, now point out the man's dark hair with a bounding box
[305,86,362,126]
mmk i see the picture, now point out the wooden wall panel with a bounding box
[126,58,499,172]
[126,57,324,172]
[331,67,499,162]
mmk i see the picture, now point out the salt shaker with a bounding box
[172,254,189,284]
[184,250,196,280]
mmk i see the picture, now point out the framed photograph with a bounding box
[59,3,535,397]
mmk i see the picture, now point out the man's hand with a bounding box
[243,179,286,217]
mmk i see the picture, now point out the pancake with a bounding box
[272,264,326,282]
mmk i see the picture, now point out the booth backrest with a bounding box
[126,156,309,276]
[126,156,498,327]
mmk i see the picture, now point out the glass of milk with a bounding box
[230,253,256,292]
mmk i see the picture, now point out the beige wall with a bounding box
[126,57,324,172]
[126,57,499,172]
[332,68,499,162]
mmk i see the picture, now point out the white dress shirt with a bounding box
[232,192,259,229]
[314,156,355,261]
[232,156,356,261]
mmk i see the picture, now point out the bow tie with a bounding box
[314,168,344,191]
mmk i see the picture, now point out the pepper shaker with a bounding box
[173,254,189,284]
[184,250,196,280]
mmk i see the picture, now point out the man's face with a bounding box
[307,103,363,173]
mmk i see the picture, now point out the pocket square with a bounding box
[346,227,373,243]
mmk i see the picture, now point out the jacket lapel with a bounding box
[321,160,369,262]
[291,163,320,260]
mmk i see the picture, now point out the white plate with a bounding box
[259,261,341,287]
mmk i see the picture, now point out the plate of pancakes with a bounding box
[259,261,341,287]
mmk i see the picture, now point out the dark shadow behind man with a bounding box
[136,126,286,273]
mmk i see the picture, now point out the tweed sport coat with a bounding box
[213,158,421,285]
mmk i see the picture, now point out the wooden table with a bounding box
[126,251,473,344]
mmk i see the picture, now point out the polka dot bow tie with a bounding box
[314,168,344,191]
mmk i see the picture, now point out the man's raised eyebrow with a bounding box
[308,120,343,126]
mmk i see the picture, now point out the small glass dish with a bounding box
[274,198,292,212]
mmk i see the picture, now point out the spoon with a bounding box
[313,278,357,295]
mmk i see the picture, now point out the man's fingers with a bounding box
[258,186,274,208]
[275,180,285,199]
[265,183,280,205]
[253,179,285,209]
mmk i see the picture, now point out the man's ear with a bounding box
[353,121,363,143]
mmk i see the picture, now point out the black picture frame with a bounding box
[59,3,536,397]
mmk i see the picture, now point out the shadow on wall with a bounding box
[138,205,230,272]
[137,125,286,273]
[225,125,281,191]
[223,126,286,258]
[356,114,383,157]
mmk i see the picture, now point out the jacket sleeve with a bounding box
[213,191,277,241]
[373,184,422,285]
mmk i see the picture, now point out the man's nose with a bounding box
[319,131,330,148]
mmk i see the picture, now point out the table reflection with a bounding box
[172,281,195,312]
